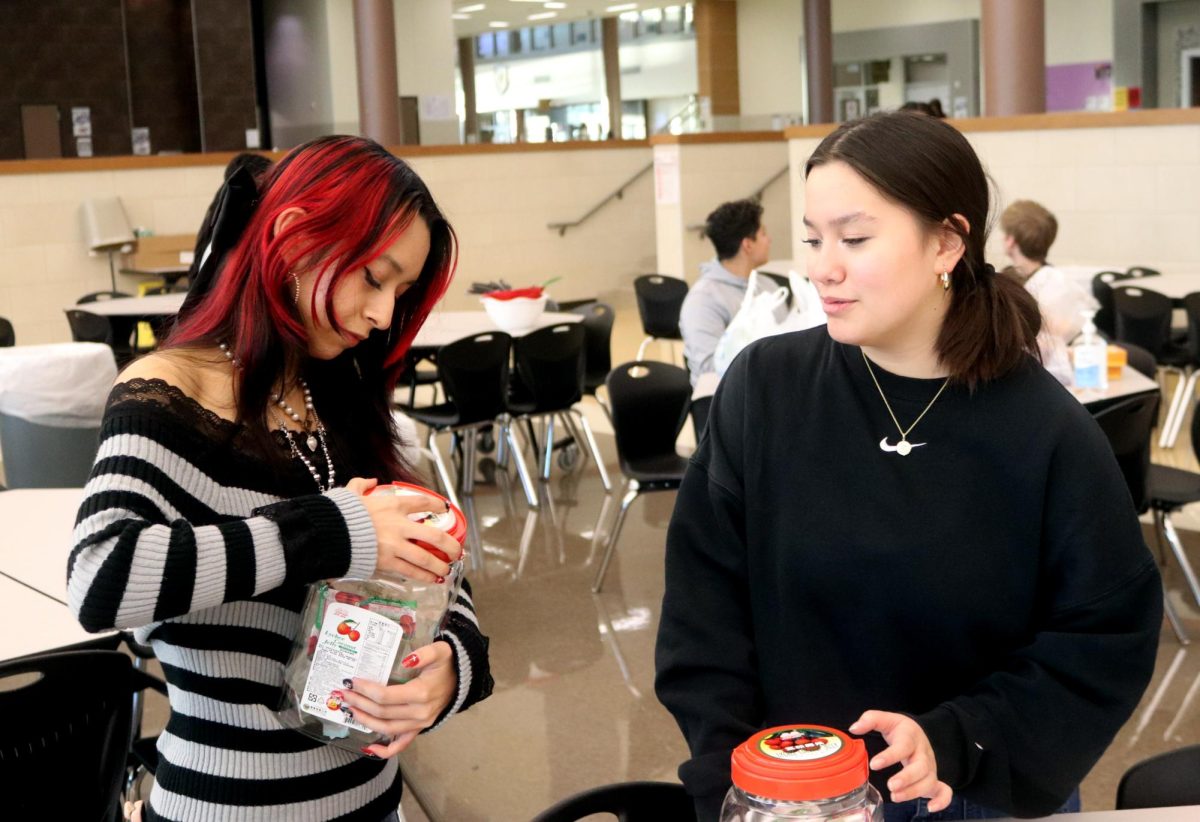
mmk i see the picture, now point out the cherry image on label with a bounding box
[336,620,361,641]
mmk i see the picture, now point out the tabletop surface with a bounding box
[413,309,582,349]
[0,575,107,660]
[0,487,84,602]
[68,292,187,316]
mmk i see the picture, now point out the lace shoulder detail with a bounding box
[108,377,242,441]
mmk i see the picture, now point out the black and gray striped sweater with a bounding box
[67,379,492,821]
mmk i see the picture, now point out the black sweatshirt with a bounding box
[655,327,1162,821]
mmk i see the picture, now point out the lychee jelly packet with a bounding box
[299,600,403,731]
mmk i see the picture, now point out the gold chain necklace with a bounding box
[861,350,950,456]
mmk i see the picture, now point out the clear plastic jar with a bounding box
[720,726,883,822]
[277,482,466,754]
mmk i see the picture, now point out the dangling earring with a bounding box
[290,272,301,304]
[940,271,951,291]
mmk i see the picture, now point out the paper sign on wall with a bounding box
[420,95,454,121]
[72,107,92,137]
[76,137,93,158]
[654,147,680,206]
[131,127,151,156]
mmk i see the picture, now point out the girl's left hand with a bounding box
[850,710,953,811]
[337,640,457,759]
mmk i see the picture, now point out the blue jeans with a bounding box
[883,790,1080,822]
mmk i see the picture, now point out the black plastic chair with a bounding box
[1145,400,1200,641]
[507,322,611,497]
[0,315,13,347]
[65,308,136,367]
[633,274,688,360]
[407,332,520,509]
[396,351,441,409]
[1156,292,1200,448]
[1116,744,1200,809]
[1093,271,1134,339]
[77,290,132,304]
[1127,266,1162,279]
[0,649,163,821]
[593,361,692,593]
[532,781,696,822]
[1089,393,1189,643]
[1113,286,1192,444]
[569,301,615,397]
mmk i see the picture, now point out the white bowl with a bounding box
[481,293,548,332]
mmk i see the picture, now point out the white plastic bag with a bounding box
[712,272,789,376]
[712,272,828,376]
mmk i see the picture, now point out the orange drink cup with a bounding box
[1107,345,1127,382]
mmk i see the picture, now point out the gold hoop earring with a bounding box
[290,272,301,305]
[940,271,951,291]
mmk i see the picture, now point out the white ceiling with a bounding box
[451,1,686,39]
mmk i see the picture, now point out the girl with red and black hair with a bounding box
[68,136,492,822]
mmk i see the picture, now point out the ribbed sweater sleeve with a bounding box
[67,406,378,633]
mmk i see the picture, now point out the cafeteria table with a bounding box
[411,309,582,349]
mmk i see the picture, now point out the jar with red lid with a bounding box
[277,482,467,753]
[719,725,883,822]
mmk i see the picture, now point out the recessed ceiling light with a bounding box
[488,20,510,27]
[457,4,486,12]
[605,3,638,12]
[528,11,557,19]
[544,1,567,7]
[451,13,471,20]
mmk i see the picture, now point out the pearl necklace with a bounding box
[219,342,336,491]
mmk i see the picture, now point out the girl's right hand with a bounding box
[346,478,463,581]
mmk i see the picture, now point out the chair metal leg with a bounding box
[515,507,540,577]
[593,481,639,593]
[573,408,612,493]
[462,427,478,494]
[496,416,509,468]
[1159,509,1200,608]
[1163,582,1191,644]
[1165,368,1200,448]
[637,336,654,360]
[541,414,555,481]
[505,423,539,509]
[1158,367,1189,448]
[427,430,461,511]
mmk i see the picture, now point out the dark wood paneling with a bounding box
[193,0,259,151]
[126,0,202,154]
[0,0,129,159]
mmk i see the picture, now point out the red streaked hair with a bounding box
[164,136,457,482]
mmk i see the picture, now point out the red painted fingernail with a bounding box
[360,747,379,758]
[331,690,344,700]
[435,575,446,584]
[401,653,419,668]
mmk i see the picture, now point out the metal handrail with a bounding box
[547,161,653,237]
[685,164,790,233]
[655,96,700,135]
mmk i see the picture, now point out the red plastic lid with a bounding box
[364,482,467,558]
[731,725,867,802]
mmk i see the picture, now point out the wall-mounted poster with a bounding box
[76,137,93,157]
[71,107,92,137]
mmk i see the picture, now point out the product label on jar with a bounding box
[299,601,403,731]
[758,728,842,760]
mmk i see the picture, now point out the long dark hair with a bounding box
[805,112,1040,388]
[165,136,457,481]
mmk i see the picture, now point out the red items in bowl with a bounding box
[483,286,544,301]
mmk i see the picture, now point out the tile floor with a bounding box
[122,287,1200,820]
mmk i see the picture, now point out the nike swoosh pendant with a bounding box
[879,437,925,456]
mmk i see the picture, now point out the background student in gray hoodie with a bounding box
[679,198,772,385]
